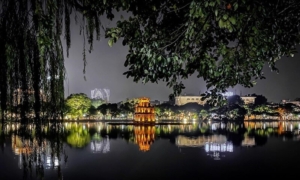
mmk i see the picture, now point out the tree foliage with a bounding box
[251,94,268,106]
[91,99,105,108]
[1,0,300,119]
[65,93,91,119]
[0,0,114,120]
[227,95,244,106]
[106,0,300,104]
[66,124,91,148]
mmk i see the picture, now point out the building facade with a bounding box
[282,100,300,106]
[241,96,256,104]
[134,97,155,122]
[150,100,160,106]
[175,96,207,106]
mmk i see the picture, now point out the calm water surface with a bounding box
[1,121,300,180]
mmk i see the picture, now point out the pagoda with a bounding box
[134,97,155,123]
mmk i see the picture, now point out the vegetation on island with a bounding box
[1,0,300,120]
[61,93,300,121]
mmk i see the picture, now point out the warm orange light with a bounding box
[134,97,155,123]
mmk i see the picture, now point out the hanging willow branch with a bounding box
[0,0,108,121]
[1,0,299,121]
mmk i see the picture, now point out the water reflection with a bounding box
[66,123,91,148]
[90,135,110,153]
[1,121,300,179]
[134,126,155,152]
[1,123,67,180]
[176,135,234,160]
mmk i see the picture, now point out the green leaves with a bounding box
[65,93,92,118]
[229,17,236,25]
[233,2,238,11]
[218,19,225,28]
[3,0,300,111]
[108,39,113,47]
[215,9,218,17]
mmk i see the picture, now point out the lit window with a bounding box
[191,98,194,100]
[187,98,190,100]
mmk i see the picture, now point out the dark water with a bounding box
[1,121,300,180]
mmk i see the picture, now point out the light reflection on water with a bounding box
[1,121,300,179]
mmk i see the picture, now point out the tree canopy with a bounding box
[1,0,300,119]
[107,0,300,104]
[251,94,268,106]
[65,93,91,119]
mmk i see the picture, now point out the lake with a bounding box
[0,121,300,180]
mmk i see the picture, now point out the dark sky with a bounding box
[64,18,300,103]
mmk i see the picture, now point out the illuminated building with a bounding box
[281,99,300,106]
[241,96,256,104]
[134,97,155,123]
[134,126,155,152]
[175,96,207,106]
[91,88,110,102]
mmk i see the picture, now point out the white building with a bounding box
[282,100,300,106]
[175,96,207,106]
[241,96,256,104]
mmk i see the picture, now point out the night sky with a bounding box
[64,17,300,103]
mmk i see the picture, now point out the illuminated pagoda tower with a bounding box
[134,126,155,152]
[134,97,155,123]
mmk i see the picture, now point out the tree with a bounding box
[252,104,275,119]
[65,93,91,119]
[199,109,209,120]
[119,98,138,119]
[91,99,105,108]
[119,102,133,118]
[168,94,175,105]
[88,106,97,119]
[107,0,300,104]
[227,95,244,106]
[98,104,108,119]
[1,0,300,118]
[243,104,254,119]
[251,94,268,106]
[227,105,246,120]
[154,106,162,119]
[107,103,120,119]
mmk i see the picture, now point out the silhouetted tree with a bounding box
[98,104,108,119]
[227,95,244,106]
[251,94,268,106]
[168,94,175,105]
[1,0,300,115]
[88,106,97,119]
